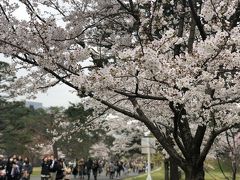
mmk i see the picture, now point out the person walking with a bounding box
[109,162,115,179]
[64,164,72,180]
[116,161,123,179]
[49,155,58,180]
[56,159,64,180]
[17,156,23,178]
[22,157,33,180]
[92,160,99,180]
[72,166,78,179]
[11,159,20,180]
[40,156,50,180]
[85,158,93,180]
[6,157,13,180]
[78,158,85,180]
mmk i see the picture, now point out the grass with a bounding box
[32,167,41,176]
[124,167,240,180]
[124,168,164,180]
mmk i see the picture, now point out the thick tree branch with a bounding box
[14,54,79,91]
[192,125,206,160]
[169,102,190,159]
[116,0,131,13]
[56,63,80,76]
[187,6,196,53]
[93,97,141,121]
[174,0,186,56]
[188,0,207,41]
[130,98,185,168]
[0,39,41,57]
[229,3,240,29]
[114,89,168,101]
[199,124,239,165]
[207,97,240,109]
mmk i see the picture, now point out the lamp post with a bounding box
[141,132,155,180]
[146,137,152,180]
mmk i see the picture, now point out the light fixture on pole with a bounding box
[141,133,156,180]
[146,137,152,180]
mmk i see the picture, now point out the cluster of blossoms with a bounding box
[1,0,240,178]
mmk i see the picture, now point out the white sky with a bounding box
[0,54,80,108]
[0,1,81,108]
[16,84,80,108]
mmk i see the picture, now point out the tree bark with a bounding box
[53,143,58,159]
[184,165,204,180]
[170,158,180,180]
[164,159,169,180]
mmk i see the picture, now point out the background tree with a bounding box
[0,102,31,155]
[213,129,240,180]
[103,113,145,158]
[61,103,106,159]
[0,61,30,155]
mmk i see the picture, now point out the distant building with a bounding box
[25,101,43,109]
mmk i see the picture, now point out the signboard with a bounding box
[141,137,156,154]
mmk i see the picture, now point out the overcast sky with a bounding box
[17,84,80,108]
[1,54,80,108]
[0,1,81,108]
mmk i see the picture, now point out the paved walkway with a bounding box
[31,172,138,180]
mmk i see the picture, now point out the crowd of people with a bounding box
[40,155,127,180]
[0,155,33,180]
[0,154,148,180]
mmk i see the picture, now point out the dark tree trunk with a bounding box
[164,159,169,180]
[184,165,204,180]
[232,161,237,180]
[170,158,180,180]
[53,143,58,159]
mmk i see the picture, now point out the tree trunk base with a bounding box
[185,166,204,180]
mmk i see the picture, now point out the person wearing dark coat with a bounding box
[56,159,64,180]
[116,161,123,179]
[85,158,93,180]
[49,156,58,180]
[22,157,33,180]
[17,156,23,177]
[6,157,13,180]
[40,157,50,180]
[92,160,99,180]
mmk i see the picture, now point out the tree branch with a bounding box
[129,98,185,168]
[188,0,207,41]
[114,89,168,101]
[199,124,239,165]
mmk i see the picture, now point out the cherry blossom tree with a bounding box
[213,129,240,180]
[89,142,110,159]
[104,113,146,157]
[1,0,240,179]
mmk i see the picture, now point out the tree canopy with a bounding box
[1,0,240,179]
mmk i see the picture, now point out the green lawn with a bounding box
[32,167,41,176]
[124,168,164,180]
[124,168,240,180]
